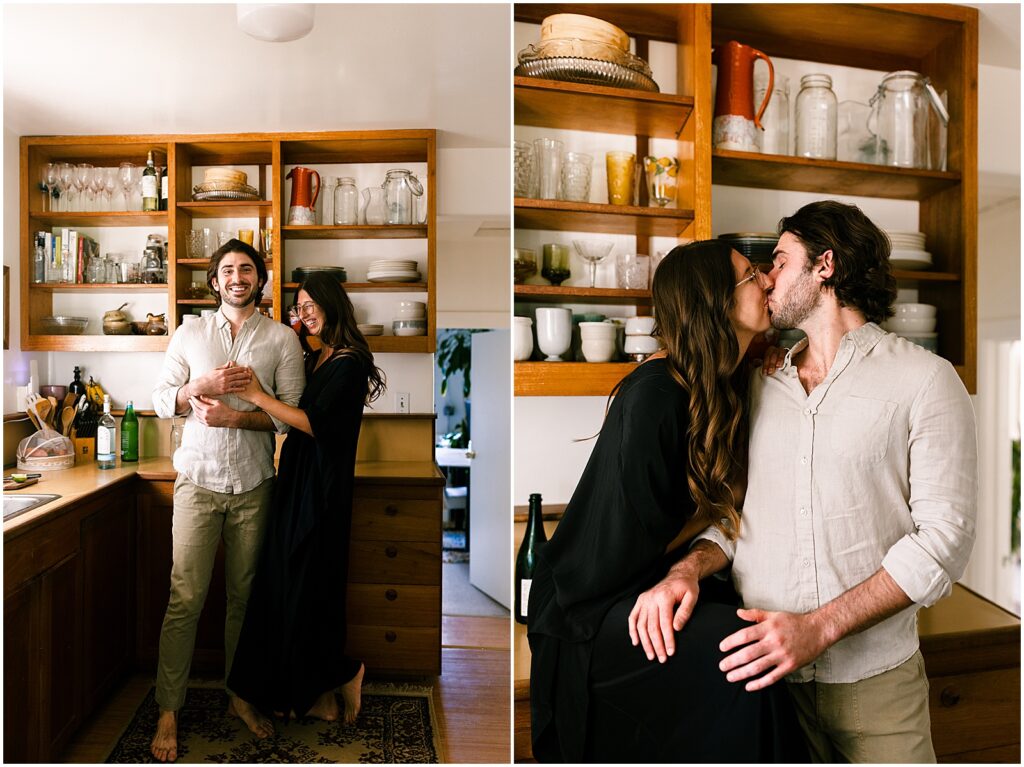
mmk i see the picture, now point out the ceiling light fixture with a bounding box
[237,4,315,43]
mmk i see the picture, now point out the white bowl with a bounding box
[885,317,936,333]
[624,335,661,354]
[578,321,617,340]
[625,316,656,336]
[581,338,616,362]
[892,303,937,318]
[395,309,426,320]
[392,319,427,336]
[513,317,533,361]
[397,300,426,313]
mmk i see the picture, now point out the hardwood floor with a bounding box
[61,614,511,763]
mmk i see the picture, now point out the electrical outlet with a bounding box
[396,392,410,414]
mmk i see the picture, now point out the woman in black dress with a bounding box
[227,273,385,728]
[528,241,807,763]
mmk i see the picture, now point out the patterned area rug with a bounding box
[105,682,441,763]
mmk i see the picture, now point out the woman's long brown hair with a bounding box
[294,273,386,405]
[650,241,748,540]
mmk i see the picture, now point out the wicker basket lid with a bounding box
[540,13,629,52]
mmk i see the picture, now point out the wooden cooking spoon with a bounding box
[34,399,52,430]
[62,391,77,412]
[61,406,76,436]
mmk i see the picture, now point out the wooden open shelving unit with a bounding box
[19,130,437,354]
[514,3,977,396]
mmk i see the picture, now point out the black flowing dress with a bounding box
[528,358,807,763]
[228,351,366,716]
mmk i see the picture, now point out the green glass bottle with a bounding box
[120,400,139,462]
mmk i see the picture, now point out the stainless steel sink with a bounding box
[3,493,60,521]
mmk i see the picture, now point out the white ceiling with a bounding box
[2,3,511,149]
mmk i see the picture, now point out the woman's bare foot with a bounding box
[227,695,274,738]
[150,710,178,762]
[305,691,340,721]
[340,663,365,725]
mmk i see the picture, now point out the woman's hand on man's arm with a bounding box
[627,540,730,663]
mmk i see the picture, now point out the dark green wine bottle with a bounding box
[515,493,548,624]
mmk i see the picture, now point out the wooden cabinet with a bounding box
[514,3,978,395]
[346,482,443,676]
[20,130,437,355]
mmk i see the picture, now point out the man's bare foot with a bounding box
[340,663,365,725]
[150,710,178,762]
[227,695,274,738]
[305,691,340,722]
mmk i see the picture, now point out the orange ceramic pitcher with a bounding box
[285,166,321,225]
[712,41,774,151]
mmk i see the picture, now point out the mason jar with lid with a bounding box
[334,177,359,225]
[795,73,838,160]
[869,70,949,169]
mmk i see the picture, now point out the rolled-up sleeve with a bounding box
[153,329,190,419]
[265,331,305,434]
[881,361,978,607]
[694,522,737,562]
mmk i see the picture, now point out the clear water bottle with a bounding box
[795,73,838,160]
[97,395,117,469]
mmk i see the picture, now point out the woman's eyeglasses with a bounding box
[288,301,317,317]
[735,264,767,289]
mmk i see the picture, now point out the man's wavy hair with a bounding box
[777,200,897,324]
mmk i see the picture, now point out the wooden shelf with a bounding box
[28,211,168,227]
[282,282,427,292]
[711,149,961,201]
[29,283,168,292]
[20,334,169,352]
[514,285,652,304]
[515,197,694,237]
[280,131,433,164]
[514,361,636,397]
[892,270,960,282]
[282,225,427,240]
[514,77,693,139]
[176,299,216,306]
[175,201,272,218]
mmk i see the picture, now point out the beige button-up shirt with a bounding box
[153,308,305,494]
[698,323,977,683]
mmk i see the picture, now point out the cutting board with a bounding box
[4,477,39,491]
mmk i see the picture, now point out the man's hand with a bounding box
[189,395,239,428]
[628,570,700,663]
[718,608,830,691]
[189,362,251,398]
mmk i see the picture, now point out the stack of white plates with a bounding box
[357,323,384,336]
[367,259,421,283]
[885,230,932,270]
[883,303,939,352]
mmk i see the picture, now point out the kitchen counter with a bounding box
[4,457,444,539]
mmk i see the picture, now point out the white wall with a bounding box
[2,4,510,415]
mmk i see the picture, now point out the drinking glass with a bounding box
[218,231,233,248]
[238,229,254,245]
[118,162,135,211]
[643,156,679,207]
[560,152,593,202]
[513,140,534,198]
[88,166,106,211]
[513,248,537,284]
[39,163,53,212]
[43,163,59,212]
[74,163,92,211]
[260,228,273,257]
[58,162,75,212]
[573,238,614,288]
[533,138,564,200]
[616,253,651,289]
[541,243,571,286]
[187,230,205,259]
[130,164,144,209]
[202,227,214,258]
[606,152,636,205]
[102,167,118,210]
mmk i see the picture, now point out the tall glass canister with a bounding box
[795,73,838,160]
[334,177,359,224]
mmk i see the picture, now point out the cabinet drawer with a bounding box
[929,667,1020,757]
[349,540,440,585]
[346,624,440,675]
[347,584,440,628]
[4,511,77,596]
[351,498,439,542]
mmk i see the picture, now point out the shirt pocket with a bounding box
[828,395,897,464]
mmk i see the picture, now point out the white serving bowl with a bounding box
[624,334,661,355]
[625,316,656,336]
[578,321,617,340]
[892,303,937,318]
[581,338,616,362]
[885,317,937,333]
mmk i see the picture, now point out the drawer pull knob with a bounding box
[385,545,398,558]
[385,589,398,601]
[940,686,961,707]
[384,505,399,517]
[385,630,397,642]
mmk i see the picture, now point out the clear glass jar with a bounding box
[756,74,791,155]
[319,176,337,225]
[795,73,838,160]
[334,177,359,225]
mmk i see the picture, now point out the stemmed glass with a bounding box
[74,163,93,211]
[572,239,615,288]
[57,162,75,212]
[118,162,135,211]
[103,167,118,210]
[88,167,106,211]
[39,163,55,212]
[44,163,59,212]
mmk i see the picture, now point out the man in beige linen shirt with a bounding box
[149,239,304,762]
[629,201,977,762]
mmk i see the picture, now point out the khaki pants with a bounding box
[786,650,935,763]
[155,475,273,712]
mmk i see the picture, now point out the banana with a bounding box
[86,377,107,407]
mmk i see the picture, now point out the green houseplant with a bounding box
[436,329,483,449]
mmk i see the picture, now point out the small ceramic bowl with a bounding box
[624,335,661,355]
[625,316,656,336]
[393,319,427,337]
[885,317,936,333]
[892,303,937,318]
[579,321,617,340]
[581,338,616,362]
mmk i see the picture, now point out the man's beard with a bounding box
[218,284,260,308]
[770,268,821,330]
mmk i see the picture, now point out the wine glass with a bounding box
[88,166,106,211]
[103,166,118,210]
[572,238,615,288]
[44,163,59,212]
[118,162,135,211]
[74,163,93,211]
[57,162,75,212]
[39,163,55,212]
